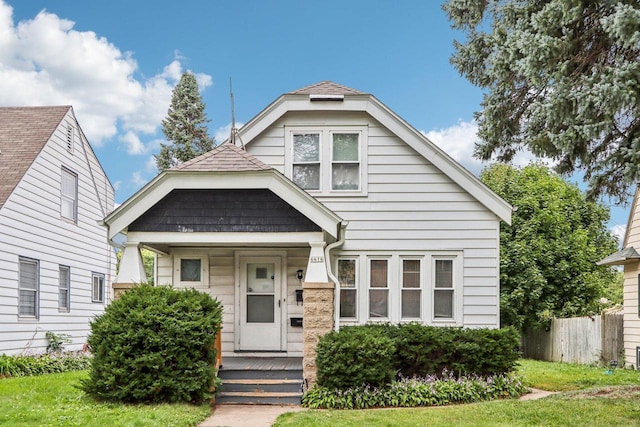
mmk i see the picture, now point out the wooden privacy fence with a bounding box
[522,312,623,365]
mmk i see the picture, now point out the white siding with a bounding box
[247,111,501,328]
[0,110,116,355]
[623,195,640,367]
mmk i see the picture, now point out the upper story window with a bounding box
[61,167,78,222]
[287,126,367,195]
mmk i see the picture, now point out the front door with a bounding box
[239,257,282,351]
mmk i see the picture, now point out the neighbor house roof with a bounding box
[173,142,272,172]
[0,106,71,209]
[288,81,365,95]
[596,246,640,266]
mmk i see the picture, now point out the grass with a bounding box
[274,359,640,427]
[0,371,212,427]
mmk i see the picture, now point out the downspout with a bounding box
[324,221,348,332]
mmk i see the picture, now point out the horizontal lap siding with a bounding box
[0,112,115,355]
[623,199,640,366]
[248,112,500,328]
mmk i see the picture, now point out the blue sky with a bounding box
[0,0,629,240]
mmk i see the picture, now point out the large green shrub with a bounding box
[315,323,520,390]
[316,326,396,389]
[81,285,222,404]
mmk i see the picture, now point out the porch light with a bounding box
[297,269,304,282]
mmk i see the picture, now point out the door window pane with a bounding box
[247,263,275,293]
[247,295,275,323]
[180,259,201,282]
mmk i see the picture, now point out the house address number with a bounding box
[310,256,324,263]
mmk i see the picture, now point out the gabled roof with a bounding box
[288,81,364,96]
[232,81,513,224]
[173,142,271,172]
[0,106,71,209]
[596,246,640,266]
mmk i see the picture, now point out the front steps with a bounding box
[215,357,303,405]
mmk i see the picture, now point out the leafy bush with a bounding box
[302,372,527,409]
[0,353,91,378]
[315,323,520,391]
[81,284,222,404]
[45,331,71,353]
[316,325,396,389]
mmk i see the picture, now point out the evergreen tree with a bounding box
[443,0,640,202]
[155,72,214,171]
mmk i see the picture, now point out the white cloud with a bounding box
[214,122,244,144]
[0,2,211,152]
[423,120,545,176]
[130,171,147,187]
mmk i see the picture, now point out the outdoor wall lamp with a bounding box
[296,269,304,281]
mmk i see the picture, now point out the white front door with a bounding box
[239,257,282,351]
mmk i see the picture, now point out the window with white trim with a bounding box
[337,258,357,319]
[61,167,78,222]
[287,126,366,194]
[173,255,209,288]
[401,258,421,319]
[59,265,70,312]
[369,258,389,319]
[92,273,105,303]
[19,257,39,318]
[433,258,455,320]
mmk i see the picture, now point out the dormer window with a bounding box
[292,134,320,190]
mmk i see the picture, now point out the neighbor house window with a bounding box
[19,257,39,318]
[61,167,78,222]
[433,259,455,319]
[92,273,105,303]
[59,265,70,312]
[331,133,360,190]
[292,133,320,190]
[369,259,389,319]
[338,258,357,318]
[401,259,421,319]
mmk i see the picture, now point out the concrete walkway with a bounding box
[198,405,305,427]
[199,389,556,427]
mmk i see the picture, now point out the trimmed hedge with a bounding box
[81,284,222,404]
[315,323,520,390]
[0,353,91,378]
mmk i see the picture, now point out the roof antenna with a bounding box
[229,78,244,150]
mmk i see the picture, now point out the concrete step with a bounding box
[217,369,302,381]
[215,390,302,405]
[220,378,302,394]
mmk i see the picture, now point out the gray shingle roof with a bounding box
[288,81,364,95]
[0,106,71,209]
[596,246,640,266]
[172,142,272,172]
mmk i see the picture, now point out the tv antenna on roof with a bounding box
[229,78,244,150]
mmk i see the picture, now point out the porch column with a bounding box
[113,241,147,298]
[302,241,334,388]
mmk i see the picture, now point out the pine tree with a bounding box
[443,0,640,202]
[155,72,214,171]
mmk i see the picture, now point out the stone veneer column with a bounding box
[112,283,134,299]
[302,281,334,388]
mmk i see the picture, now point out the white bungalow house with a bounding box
[598,187,640,368]
[104,81,511,383]
[0,106,116,355]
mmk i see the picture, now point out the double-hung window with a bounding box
[401,259,421,319]
[59,265,70,312]
[292,133,321,190]
[92,273,105,303]
[19,257,39,318]
[61,167,78,222]
[369,259,389,319]
[288,127,366,194]
[337,258,357,319]
[433,258,455,320]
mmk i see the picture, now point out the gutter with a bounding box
[324,221,348,331]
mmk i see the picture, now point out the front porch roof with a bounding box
[103,144,342,242]
[596,246,640,266]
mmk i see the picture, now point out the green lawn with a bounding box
[0,371,211,427]
[274,360,640,427]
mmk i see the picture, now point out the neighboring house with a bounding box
[598,187,640,368]
[104,82,511,383]
[0,106,116,355]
